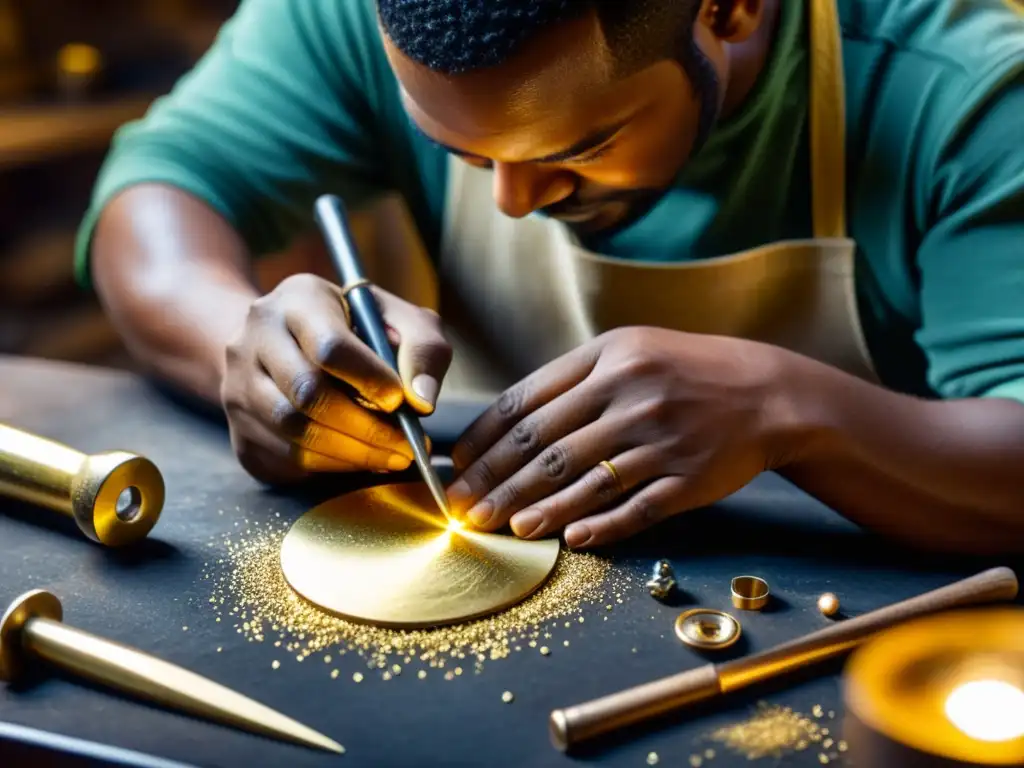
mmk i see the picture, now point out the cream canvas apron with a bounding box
[351,0,875,401]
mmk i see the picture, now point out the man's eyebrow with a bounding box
[410,119,628,163]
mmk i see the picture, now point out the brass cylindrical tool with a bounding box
[0,590,344,754]
[0,423,163,546]
[549,567,1019,752]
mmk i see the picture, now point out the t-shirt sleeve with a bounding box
[914,60,1024,404]
[74,0,390,287]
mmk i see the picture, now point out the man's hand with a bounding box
[447,327,792,548]
[220,274,452,484]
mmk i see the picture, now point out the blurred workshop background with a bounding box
[0,0,241,368]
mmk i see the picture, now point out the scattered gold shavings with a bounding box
[182,626,188,631]
[823,738,833,748]
[418,670,427,680]
[710,702,827,760]
[271,660,280,670]
[197,519,632,679]
[501,691,514,703]
[837,740,848,752]
[353,672,364,683]
[818,755,829,764]
[812,705,824,718]
[540,646,551,656]
[331,669,339,679]
[382,671,392,681]
[392,664,402,675]
[646,752,659,765]
[563,640,570,647]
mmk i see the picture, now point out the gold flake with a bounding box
[331,669,339,679]
[540,646,550,656]
[271,660,280,669]
[501,691,514,703]
[353,672,364,683]
[418,670,427,680]
[646,752,659,766]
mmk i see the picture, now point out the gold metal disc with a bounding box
[280,483,561,629]
[674,608,742,650]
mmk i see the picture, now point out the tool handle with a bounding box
[719,565,1019,691]
[549,567,1019,752]
[0,422,85,515]
[314,194,398,372]
[549,665,719,752]
[0,422,164,546]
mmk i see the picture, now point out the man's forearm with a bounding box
[92,184,258,404]
[774,354,1024,554]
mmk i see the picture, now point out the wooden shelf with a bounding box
[0,94,155,169]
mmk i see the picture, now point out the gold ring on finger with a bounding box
[599,459,625,496]
[341,277,372,298]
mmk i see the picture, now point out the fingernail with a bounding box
[387,453,412,472]
[468,499,493,528]
[448,479,472,506]
[411,374,439,408]
[564,523,592,549]
[510,510,543,538]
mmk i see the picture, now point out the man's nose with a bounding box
[492,162,574,219]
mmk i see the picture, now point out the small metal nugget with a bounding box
[646,560,677,600]
[817,592,840,618]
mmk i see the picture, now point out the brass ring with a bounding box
[731,575,770,611]
[341,278,372,297]
[599,459,624,496]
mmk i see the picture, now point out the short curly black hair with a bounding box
[377,0,701,77]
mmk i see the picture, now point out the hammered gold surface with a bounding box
[280,483,560,629]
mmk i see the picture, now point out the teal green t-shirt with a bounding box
[75,0,1024,402]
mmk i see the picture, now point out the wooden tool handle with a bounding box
[719,566,1019,692]
[549,567,1019,752]
[549,665,719,751]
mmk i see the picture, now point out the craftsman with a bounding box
[78,0,1024,554]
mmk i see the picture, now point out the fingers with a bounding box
[563,475,689,549]
[245,374,412,472]
[378,292,452,414]
[506,444,660,539]
[228,411,360,485]
[452,409,632,532]
[256,329,412,461]
[281,282,405,412]
[451,343,601,471]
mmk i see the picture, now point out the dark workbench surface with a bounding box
[0,355,1019,768]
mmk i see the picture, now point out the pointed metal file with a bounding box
[0,590,344,755]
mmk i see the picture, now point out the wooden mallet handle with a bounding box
[549,566,1019,751]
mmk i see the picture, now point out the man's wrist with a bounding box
[757,346,842,470]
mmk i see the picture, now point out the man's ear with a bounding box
[700,0,765,43]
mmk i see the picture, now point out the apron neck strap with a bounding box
[809,0,848,239]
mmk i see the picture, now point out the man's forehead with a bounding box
[381,11,614,137]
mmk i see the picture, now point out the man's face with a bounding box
[384,8,728,235]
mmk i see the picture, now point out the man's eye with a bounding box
[565,143,613,166]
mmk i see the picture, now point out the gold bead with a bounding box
[817,592,840,617]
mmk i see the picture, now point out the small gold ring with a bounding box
[599,459,625,496]
[731,575,770,611]
[341,278,372,298]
